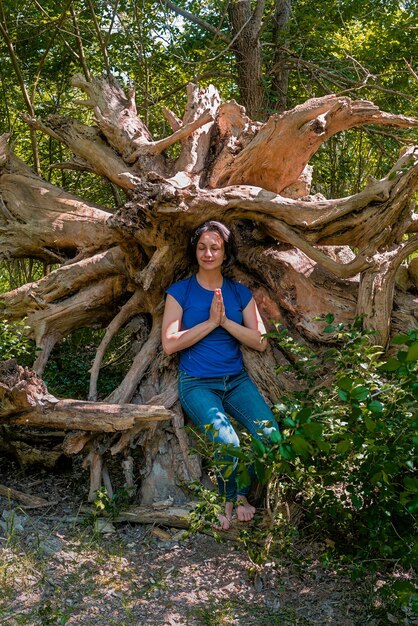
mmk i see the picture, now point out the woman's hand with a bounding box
[210,288,226,326]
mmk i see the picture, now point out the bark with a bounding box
[111,501,301,541]
[228,1,265,120]
[0,360,172,431]
[0,484,49,508]
[1,74,417,505]
[270,0,292,113]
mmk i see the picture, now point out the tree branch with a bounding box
[163,0,231,43]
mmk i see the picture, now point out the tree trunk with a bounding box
[1,74,417,504]
[270,0,292,113]
[228,1,265,120]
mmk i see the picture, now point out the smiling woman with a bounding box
[162,221,280,530]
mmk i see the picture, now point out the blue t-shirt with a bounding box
[166,275,253,377]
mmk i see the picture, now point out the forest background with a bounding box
[0,0,417,622]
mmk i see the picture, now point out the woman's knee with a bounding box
[206,409,240,447]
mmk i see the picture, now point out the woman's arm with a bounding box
[220,297,268,352]
[162,294,221,355]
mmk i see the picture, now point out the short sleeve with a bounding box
[235,282,253,310]
[166,279,189,308]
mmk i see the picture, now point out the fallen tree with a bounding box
[1,75,417,504]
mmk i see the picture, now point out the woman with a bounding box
[162,221,279,530]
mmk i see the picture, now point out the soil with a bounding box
[0,456,414,626]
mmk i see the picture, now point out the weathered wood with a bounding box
[0,360,172,431]
[216,96,418,194]
[1,74,418,507]
[0,438,64,469]
[0,484,49,508]
[82,450,103,502]
[1,399,172,431]
[62,431,93,455]
[0,139,115,262]
[110,502,302,542]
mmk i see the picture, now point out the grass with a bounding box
[189,598,315,625]
[0,501,415,626]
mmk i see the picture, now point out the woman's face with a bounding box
[196,230,225,271]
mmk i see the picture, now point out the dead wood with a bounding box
[0,360,172,431]
[0,484,49,508]
[1,74,418,506]
[110,502,302,542]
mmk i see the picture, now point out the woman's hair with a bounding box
[189,221,237,268]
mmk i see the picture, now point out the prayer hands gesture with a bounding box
[209,288,226,327]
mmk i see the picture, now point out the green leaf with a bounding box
[270,429,282,445]
[350,494,362,510]
[289,435,310,456]
[338,389,350,402]
[316,440,331,453]
[364,416,376,432]
[336,439,351,454]
[368,400,384,413]
[397,350,408,362]
[406,341,418,362]
[350,386,369,401]
[279,443,293,459]
[301,422,323,439]
[379,358,401,372]
[391,333,410,345]
[403,477,418,492]
[337,376,353,391]
[283,417,296,428]
[296,407,312,422]
[407,498,418,513]
[252,438,266,456]
[236,466,251,489]
[324,314,335,324]
[254,459,269,484]
[371,471,382,484]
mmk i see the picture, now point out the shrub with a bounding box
[260,319,418,565]
[193,318,417,569]
[0,320,36,365]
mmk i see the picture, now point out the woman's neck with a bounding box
[196,269,223,290]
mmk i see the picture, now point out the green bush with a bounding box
[192,318,417,570]
[258,318,417,566]
[0,320,36,366]
[43,327,130,399]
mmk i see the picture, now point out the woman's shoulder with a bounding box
[224,278,253,306]
[168,275,194,290]
[166,275,194,304]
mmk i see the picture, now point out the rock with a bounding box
[94,517,116,534]
[39,536,63,556]
[408,257,418,289]
[0,509,26,533]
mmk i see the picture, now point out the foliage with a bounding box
[264,318,417,566]
[0,320,37,366]
[185,481,225,538]
[43,327,132,399]
[189,319,418,612]
[93,486,133,520]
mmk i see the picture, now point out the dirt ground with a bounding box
[0,457,415,626]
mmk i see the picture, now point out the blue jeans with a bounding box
[178,370,279,501]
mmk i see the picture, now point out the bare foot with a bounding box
[215,500,234,531]
[236,495,256,522]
